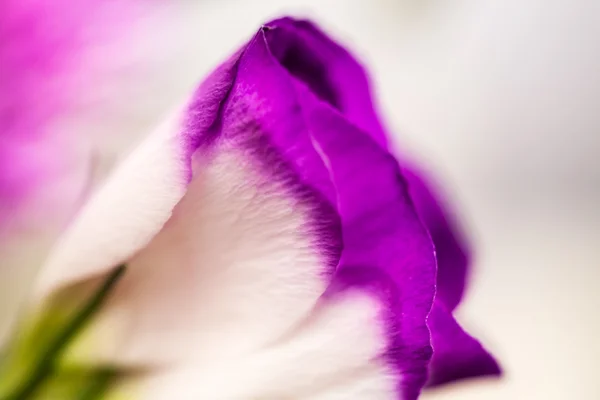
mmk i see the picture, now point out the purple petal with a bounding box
[264,17,501,391]
[264,17,389,147]
[427,301,501,386]
[264,20,438,398]
[402,166,470,311]
[402,166,501,385]
[294,89,436,400]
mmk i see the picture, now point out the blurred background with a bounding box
[185,1,599,398]
[2,0,598,399]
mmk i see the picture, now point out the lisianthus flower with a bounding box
[0,12,500,400]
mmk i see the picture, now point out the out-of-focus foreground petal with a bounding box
[0,0,208,343]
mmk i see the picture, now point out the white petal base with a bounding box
[110,291,398,400]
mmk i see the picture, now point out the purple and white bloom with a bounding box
[0,8,500,400]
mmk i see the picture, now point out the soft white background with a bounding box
[182,0,599,399]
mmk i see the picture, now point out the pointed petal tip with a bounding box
[427,302,502,388]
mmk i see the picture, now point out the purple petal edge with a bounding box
[300,95,436,399]
[403,166,502,385]
[261,16,501,391]
[183,31,344,270]
[264,17,389,146]
[427,301,502,386]
[402,166,470,311]
[261,19,438,398]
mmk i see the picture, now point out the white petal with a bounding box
[33,109,190,300]
[60,139,338,367]
[103,291,397,400]
[0,0,215,344]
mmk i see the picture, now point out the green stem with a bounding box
[4,265,126,400]
[75,369,116,400]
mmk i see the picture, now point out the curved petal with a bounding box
[0,55,240,398]
[294,86,436,399]
[263,19,438,398]
[402,166,470,311]
[49,36,342,368]
[262,17,501,389]
[0,0,212,343]
[426,301,501,386]
[32,55,241,299]
[101,290,395,400]
[402,166,501,386]
[259,16,468,312]
[264,17,389,147]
